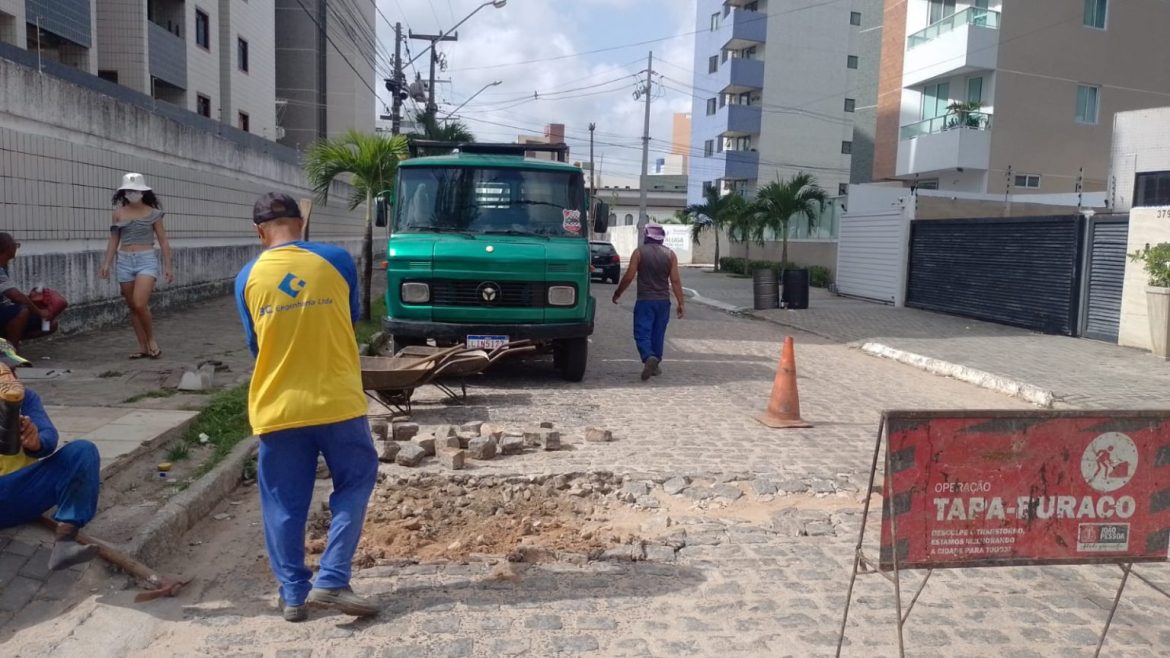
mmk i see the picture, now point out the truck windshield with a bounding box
[395,167,586,238]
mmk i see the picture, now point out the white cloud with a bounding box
[376,0,695,184]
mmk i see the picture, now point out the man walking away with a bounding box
[612,223,685,380]
[235,193,378,623]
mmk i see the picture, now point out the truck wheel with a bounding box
[555,337,588,382]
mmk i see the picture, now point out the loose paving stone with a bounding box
[809,479,836,494]
[622,480,650,498]
[644,544,677,562]
[585,427,613,442]
[442,435,461,449]
[370,420,389,442]
[378,441,400,463]
[539,430,561,451]
[804,521,836,537]
[778,479,810,494]
[467,437,496,460]
[684,487,715,501]
[413,436,436,457]
[459,421,484,435]
[635,495,660,509]
[663,476,689,495]
[752,478,778,495]
[601,544,645,562]
[575,616,618,631]
[394,443,427,467]
[455,431,476,448]
[551,636,599,653]
[497,435,524,455]
[438,448,465,470]
[487,639,529,656]
[539,421,555,429]
[712,484,743,501]
[392,422,419,441]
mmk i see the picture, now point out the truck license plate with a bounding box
[466,334,508,350]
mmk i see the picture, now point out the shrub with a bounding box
[1130,243,1170,287]
[719,257,748,274]
[808,265,833,288]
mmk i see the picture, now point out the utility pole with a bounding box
[410,31,458,113]
[389,23,404,135]
[635,51,654,229]
[588,123,596,197]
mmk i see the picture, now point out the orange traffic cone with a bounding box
[756,336,812,429]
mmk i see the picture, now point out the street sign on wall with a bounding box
[662,225,692,253]
[879,411,1170,570]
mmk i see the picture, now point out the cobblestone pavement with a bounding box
[5,286,1169,657]
[683,269,1170,410]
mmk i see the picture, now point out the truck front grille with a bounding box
[428,279,548,308]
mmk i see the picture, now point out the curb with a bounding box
[123,436,259,566]
[682,287,747,314]
[99,415,198,484]
[859,342,1056,408]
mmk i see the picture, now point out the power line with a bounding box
[292,0,381,101]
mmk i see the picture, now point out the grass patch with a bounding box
[166,441,191,462]
[180,384,252,476]
[123,388,178,404]
[355,296,387,348]
[98,370,123,379]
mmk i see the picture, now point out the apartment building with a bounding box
[875,0,1170,195]
[687,0,861,207]
[0,0,97,72]
[275,0,375,149]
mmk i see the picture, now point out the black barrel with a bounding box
[781,268,810,310]
[752,268,779,310]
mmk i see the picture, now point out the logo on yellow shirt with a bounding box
[278,273,307,299]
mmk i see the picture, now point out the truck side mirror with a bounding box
[593,201,609,234]
[375,194,390,227]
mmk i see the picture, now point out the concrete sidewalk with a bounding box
[683,268,1170,409]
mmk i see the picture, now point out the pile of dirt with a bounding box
[307,473,647,566]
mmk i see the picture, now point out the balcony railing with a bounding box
[900,111,992,140]
[907,8,1000,49]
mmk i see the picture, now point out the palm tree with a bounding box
[410,109,475,144]
[304,130,409,322]
[684,186,738,271]
[752,173,827,266]
[721,193,763,264]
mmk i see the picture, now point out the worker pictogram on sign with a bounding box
[835,410,1170,658]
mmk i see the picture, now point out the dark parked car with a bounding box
[589,241,621,284]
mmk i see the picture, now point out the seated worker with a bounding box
[0,233,51,348]
[0,340,100,571]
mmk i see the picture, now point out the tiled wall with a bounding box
[186,1,220,117]
[96,0,148,92]
[0,0,27,48]
[219,0,276,139]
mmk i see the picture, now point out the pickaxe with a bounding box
[39,517,191,602]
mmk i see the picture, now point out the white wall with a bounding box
[187,1,220,117]
[604,225,696,265]
[96,0,148,93]
[219,0,276,139]
[1119,206,1170,351]
[1110,107,1170,211]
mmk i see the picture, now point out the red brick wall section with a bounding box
[872,0,907,182]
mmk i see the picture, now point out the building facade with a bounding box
[688,0,861,207]
[876,0,1170,195]
[1,0,97,72]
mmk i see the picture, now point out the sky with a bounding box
[373,0,697,185]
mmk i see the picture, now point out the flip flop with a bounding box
[147,349,162,360]
[129,352,149,360]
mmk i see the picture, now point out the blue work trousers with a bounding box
[258,416,377,606]
[633,299,671,363]
[0,440,101,529]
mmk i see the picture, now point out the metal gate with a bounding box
[1079,215,1129,342]
[906,216,1083,335]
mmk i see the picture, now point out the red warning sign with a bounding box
[879,411,1170,570]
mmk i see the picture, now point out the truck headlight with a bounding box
[548,285,575,307]
[400,282,430,304]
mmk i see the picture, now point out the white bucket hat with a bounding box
[118,173,152,192]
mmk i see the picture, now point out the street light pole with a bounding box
[443,80,502,121]
[406,0,507,68]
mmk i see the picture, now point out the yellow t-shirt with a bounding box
[235,241,366,435]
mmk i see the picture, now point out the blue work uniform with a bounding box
[0,389,100,529]
[235,240,377,607]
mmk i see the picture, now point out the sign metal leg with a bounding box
[835,416,887,658]
[1094,563,1132,658]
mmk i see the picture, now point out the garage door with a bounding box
[1081,216,1129,342]
[906,216,1082,335]
[835,210,908,304]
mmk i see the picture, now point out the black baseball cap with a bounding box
[253,192,303,224]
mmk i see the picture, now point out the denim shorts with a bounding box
[116,250,160,284]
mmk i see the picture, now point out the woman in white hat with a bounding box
[99,173,174,359]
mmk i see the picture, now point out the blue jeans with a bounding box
[116,250,160,283]
[633,300,671,363]
[258,416,377,606]
[0,440,101,529]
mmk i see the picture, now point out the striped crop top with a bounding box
[111,208,163,247]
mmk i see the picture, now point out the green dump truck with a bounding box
[382,141,609,382]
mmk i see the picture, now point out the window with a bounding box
[703,140,714,157]
[1083,0,1107,29]
[841,141,853,155]
[624,213,634,225]
[844,98,856,113]
[839,183,849,196]
[710,12,721,31]
[738,91,752,105]
[238,112,250,132]
[966,76,983,104]
[716,138,724,153]
[916,179,939,190]
[195,9,210,49]
[708,56,718,73]
[1135,171,1170,207]
[196,94,211,117]
[1014,174,1041,189]
[1076,84,1100,124]
[98,70,118,83]
[928,0,956,24]
[238,38,249,73]
[743,45,757,60]
[921,82,950,119]
[847,55,859,69]
[706,98,717,115]
[702,181,717,196]
[721,49,730,63]
[746,1,759,10]
[733,136,751,151]
[850,11,862,26]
